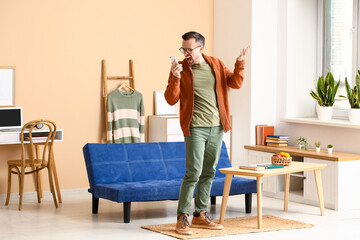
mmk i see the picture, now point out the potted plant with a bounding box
[314,141,321,152]
[295,136,308,150]
[343,71,360,124]
[327,144,333,154]
[310,72,340,121]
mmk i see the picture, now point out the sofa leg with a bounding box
[124,202,131,223]
[210,196,216,205]
[92,194,99,214]
[245,193,252,213]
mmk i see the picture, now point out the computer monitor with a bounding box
[0,107,23,130]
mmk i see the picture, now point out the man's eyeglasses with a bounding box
[179,45,201,54]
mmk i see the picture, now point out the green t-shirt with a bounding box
[191,61,221,127]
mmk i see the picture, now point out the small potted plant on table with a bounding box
[295,136,308,150]
[327,144,333,154]
[314,141,321,152]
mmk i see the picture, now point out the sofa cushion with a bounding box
[124,143,168,182]
[84,143,170,187]
[92,177,256,202]
[93,179,183,202]
[158,142,187,180]
[214,145,232,178]
[84,142,231,187]
[92,176,257,203]
[83,144,131,188]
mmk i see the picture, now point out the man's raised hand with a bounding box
[237,45,251,61]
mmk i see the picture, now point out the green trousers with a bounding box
[177,126,224,216]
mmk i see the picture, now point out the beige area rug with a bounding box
[141,215,314,239]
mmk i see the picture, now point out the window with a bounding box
[323,0,358,118]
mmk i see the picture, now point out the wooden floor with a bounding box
[1,189,360,240]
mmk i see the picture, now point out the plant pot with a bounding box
[316,147,321,152]
[328,148,333,154]
[298,143,308,150]
[317,105,334,121]
[348,108,360,124]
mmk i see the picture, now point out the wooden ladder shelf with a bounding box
[101,59,135,139]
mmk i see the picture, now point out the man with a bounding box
[165,31,250,235]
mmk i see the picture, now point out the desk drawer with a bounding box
[0,132,19,144]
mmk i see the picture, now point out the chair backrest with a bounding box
[20,119,56,168]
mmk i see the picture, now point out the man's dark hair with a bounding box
[182,31,205,46]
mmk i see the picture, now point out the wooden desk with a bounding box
[0,129,64,203]
[219,162,327,229]
[0,129,63,145]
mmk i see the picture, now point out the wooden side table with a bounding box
[219,161,327,229]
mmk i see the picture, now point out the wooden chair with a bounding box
[5,119,58,210]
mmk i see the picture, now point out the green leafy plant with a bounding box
[310,72,340,106]
[327,144,333,148]
[295,136,308,150]
[314,141,321,148]
[343,70,360,108]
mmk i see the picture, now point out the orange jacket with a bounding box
[164,54,245,136]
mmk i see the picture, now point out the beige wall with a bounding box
[0,0,214,194]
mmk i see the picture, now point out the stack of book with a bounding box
[266,135,290,147]
[255,125,274,146]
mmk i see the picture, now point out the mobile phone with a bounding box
[169,56,178,65]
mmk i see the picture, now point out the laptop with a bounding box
[0,107,23,131]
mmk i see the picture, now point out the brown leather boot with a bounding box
[176,214,193,235]
[191,210,223,230]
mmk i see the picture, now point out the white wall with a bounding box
[250,0,278,139]
[214,0,278,165]
[214,0,252,166]
[284,0,318,118]
[215,0,360,162]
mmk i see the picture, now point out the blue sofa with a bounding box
[83,142,257,223]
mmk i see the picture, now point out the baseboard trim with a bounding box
[0,188,89,201]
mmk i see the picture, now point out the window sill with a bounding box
[280,117,360,129]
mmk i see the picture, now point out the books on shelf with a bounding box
[255,125,266,145]
[266,142,288,147]
[255,125,274,146]
[266,135,290,139]
[265,139,288,143]
[265,135,290,147]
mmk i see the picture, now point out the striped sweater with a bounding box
[107,89,145,143]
